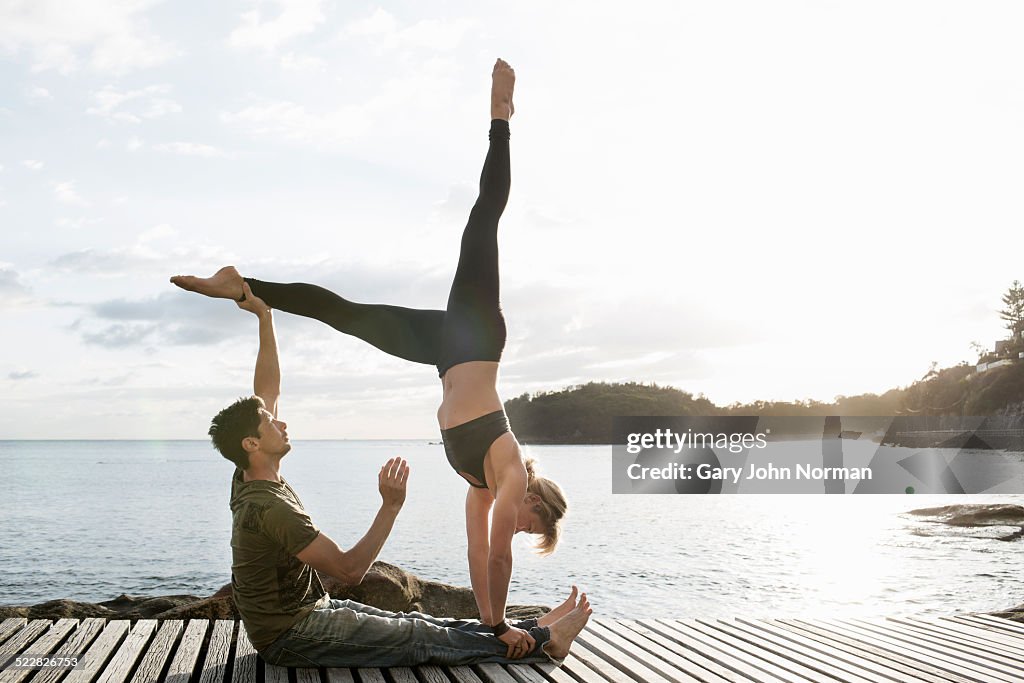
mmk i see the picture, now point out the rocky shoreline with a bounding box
[0,562,549,622]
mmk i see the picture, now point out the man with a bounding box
[205,281,590,668]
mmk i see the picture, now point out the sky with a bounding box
[1,1,1022,439]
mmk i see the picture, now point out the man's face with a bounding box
[256,408,291,457]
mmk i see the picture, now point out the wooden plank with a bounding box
[569,632,656,683]
[783,618,991,683]
[474,663,517,683]
[599,620,733,683]
[964,616,1024,636]
[96,620,157,683]
[952,615,1024,640]
[447,667,485,683]
[776,618,975,683]
[197,620,234,683]
[661,618,839,683]
[834,617,1020,682]
[229,622,256,683]
[263,663,289,683]
[0,619,52,668]
[637,619,791,683]
[414,665,451,683]
[164,619,209,683]
[505,663,548,683]
[736,617,953,683]
[31,618,108,683]
[695,618,885,683]
[295,667,322,683]
[388,668,418,683]
[0,621,28,649]
[941,617,1024,651]
[900,617,1024,658]
[883,618,1024,664]
[528,661,585,683]
[615,620,748,683]
[63,619,131,683]
[556,653,616,683]
[585,620,706,683]
[325,669,355,683]
[833,618,1020,683]
[577,627,677,683]
[356,669,386,683]
[130,620,184,683]
[0,619,79,683]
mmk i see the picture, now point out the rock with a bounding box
[0,562,548,622]
[988,603,1024,623]
[909,503,1024,527]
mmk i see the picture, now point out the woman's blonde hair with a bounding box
[524,458,567,555]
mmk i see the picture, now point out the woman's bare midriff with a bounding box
[437,360,503,429]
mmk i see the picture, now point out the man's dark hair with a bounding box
[209,396,265,469]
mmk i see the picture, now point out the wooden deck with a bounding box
[1,614,1022,682]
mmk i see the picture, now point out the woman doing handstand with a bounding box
[172,59,575,656]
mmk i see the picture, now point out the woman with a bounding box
[172,59,569,654]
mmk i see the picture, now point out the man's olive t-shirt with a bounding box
[230,468,326,651]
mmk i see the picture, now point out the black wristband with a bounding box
[491,619,511,637]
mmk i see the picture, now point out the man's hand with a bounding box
[497,626,535,659]
[236,282,270,316]
[378,457,409,510]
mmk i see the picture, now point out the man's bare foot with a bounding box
[538,585,578,627]
[491,58,515,121]
[170,266,245,301]
[542,593,591,659]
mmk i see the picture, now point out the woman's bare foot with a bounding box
[491,58,515,121]
[542,593,591,659]
[538,585,578,627]
[170,266,245,301]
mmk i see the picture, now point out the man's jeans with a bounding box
[259,598,554,668]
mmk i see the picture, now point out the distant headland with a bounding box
[505,363,1024,445]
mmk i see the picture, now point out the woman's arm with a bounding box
[465,486,494,623]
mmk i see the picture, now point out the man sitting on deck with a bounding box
[206,282,591,668]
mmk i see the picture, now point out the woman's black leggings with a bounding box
[246,120,511,377]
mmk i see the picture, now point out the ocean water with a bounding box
[2,440,1022,618]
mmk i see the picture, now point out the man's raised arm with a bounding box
[237,282,281,417]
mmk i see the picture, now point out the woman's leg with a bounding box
[436,117,511,375]
[171,266,443,365]
[246,278,444,366]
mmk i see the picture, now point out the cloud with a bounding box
[221,56,462,147]
[53,180,87,206]
[341,9,475,53]
[50,242,186,275]
[78,292,248,348]
[86,85,181,124]
[228,0,325,52]
[0,0,176,75]
[27,85,51,100]
[280,51,325,72]
[221,100,372,145]
[0,267,32,307]
[55,217,103,230]
[22,159,44,171]
[138,223,176,243]
[152,142,228,158]
[8,370,38,381]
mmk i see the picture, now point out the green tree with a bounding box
[999,280,1024,335]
